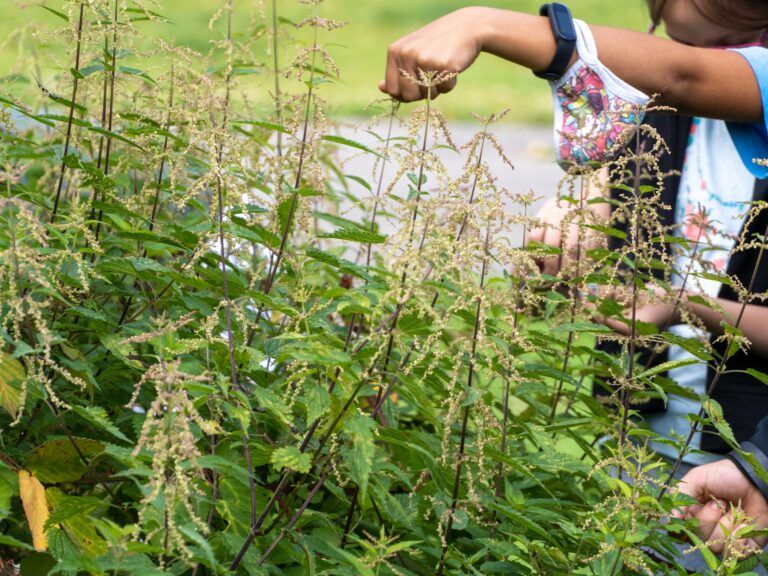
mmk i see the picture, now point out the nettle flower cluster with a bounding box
[0,1,766,575]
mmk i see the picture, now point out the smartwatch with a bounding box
[533,3,577,81]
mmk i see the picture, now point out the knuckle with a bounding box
[401,47,419,62]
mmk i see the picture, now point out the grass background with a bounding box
[3,0,648,122]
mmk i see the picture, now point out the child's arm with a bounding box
[380,7,763,122]
[605,293,768,358]
[688,298,768,358]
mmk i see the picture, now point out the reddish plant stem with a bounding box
[256,470,329,566]
[88,33,110,226]
[212,0,258,533]
[436,225,491,576]
[236,97,430,558]
[618,132,645,458]
[238,90,441,568]
[51,2,85,224]
[548,175,586,422]
[91,0,120,250]
[339,103,398,546]
[259,3,320,300]
[236,122,494,567]
[229,6,323,569]
[271,0,283,161]
[116,67,176,326]
[243,5,319,348]
[490,207,527,542]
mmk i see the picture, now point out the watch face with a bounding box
[551,4,577,42]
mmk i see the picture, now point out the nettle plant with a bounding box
[0,0,767,574]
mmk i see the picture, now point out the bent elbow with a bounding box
[655,64,700,114]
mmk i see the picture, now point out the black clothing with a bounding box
[729,416,768,501]
[596,112,768,453]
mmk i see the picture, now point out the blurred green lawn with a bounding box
[3,0,648,122]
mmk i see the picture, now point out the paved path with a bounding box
[334,120,563,246]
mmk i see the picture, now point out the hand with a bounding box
[527,195,589,277]
[599,285,682,336]
[379,8,486,102]
[527,177,611,277]
[677,459,768,556]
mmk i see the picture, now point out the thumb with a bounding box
[378,80,387,93]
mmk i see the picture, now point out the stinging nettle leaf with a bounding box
[71,405,130,443]
[0,350,25,419]
[320,227,386,244]
[322,134,382,158]
[270,446,312,474]
[342,414,376,503]
[747,368,768,386]
[18,470,49,551]
[39,5,69,21]
[25,438,104,484]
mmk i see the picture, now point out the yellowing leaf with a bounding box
[25,438,103,483]
[18,470,49,551]
[0,350,25,419]
[270,446,311,474]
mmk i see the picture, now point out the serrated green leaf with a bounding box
[271,446,311,474]
[342,413,375,502]
[25,438,104,484]
[39,5,69,21]
[747,368,768,386]
[0,350,24,419]
[118,66,156,85]
[72,405,130,443]
[305,385,330,426]
[44,492,104,530]
[305,247,372,281]
[36,114,144,150]
[551,322,613,334]
[251,385,292,427]
[701,396,737,448]
[323,134,382,158]
[320,227,386,244]
[635,358,699,381]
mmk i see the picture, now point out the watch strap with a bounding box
[534,3,577,81]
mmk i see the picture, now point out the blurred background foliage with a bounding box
[1,1,648,121]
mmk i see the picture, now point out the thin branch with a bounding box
[437,224,491,576]
[50,2,85,224]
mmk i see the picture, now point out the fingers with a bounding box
[694,505,767,557]
[382,45,407,101]
[380,10,480,103]
[539,228,562,276]
[675,460,768,558]
[600,316,631,336]
[380,61,455,103]
[381,43,426,102]
[693,498,729,552]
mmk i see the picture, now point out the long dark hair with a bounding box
[647,0,768,33]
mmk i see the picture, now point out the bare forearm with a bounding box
[382,7,762,122]
[476,7,761,121]
[687,297,768,357]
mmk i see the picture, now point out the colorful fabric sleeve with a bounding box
[549,20,648,169]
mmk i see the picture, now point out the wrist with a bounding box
[461,7,503,54]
